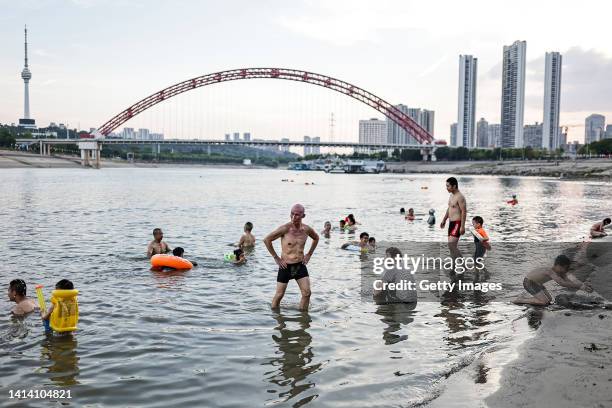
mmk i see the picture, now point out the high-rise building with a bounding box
[450,123,458,146]
[542,52,562,150]
[457,55,478,148]
[488,124,501,147]
[233,132,240,142]
[476,118,489,148]
[122,127,135,139]
[137,128,150,140]
[585,114,605,144]
[386,105,434,144]
[606,124,612,139]
[558,128,567,146]
[501,40,527,148]
[359,119,388,144]
[224,133,231,141]
[523,122,543,148]
[243,132,251,142]
[19,26,36,130]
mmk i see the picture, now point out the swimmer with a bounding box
[147,228,171,258]
[341,232,370,251]
[440,177,467,273]
[172,247,198,266]
[40,279,77,333]
[368,237,376,250]
[264,204,319,311]
[590,217,611,238]
[405,208,415,221]
[427,209,436,226]
[513,255,593,306]
[339,219,347,230]
[507,195,519,205]
[346,214,359,227]
[238,222,256,249]
[230,248,246,265]
[8,279,37,316]
[321,221,332,237]
[400,207,406,215]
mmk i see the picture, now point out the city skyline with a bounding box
[2,1,612,143]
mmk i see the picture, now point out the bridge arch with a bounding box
[95,68,434,144]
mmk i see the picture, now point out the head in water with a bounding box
[347,214,356,225]
[56,279,74,290]
[339,219,346,228]
[446,177,458,193]
[244,222,253,232]
[173,247,184,257]
[604,218,611,226]
[400,207,406,214]
[153,228,163,242]
[233,248,245,261]
[8,279,27,301]
[290,204,305,225]
[408,208,414,215]
[368,237,376,247]
[429,209,435,215]
[323,221,331,233]
[359,232,369,245]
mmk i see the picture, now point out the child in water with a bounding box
[238,222,255,249]
[321,221,332,236]
[231,248,247,265]
[41,279,77,334]
[368,237,376,250]
[405,208,415,221]
[172,247,198,266]
[471,216,491,259]
[507,195,519,205]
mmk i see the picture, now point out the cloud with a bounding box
[34,49,54,58]
[560,47,612,113]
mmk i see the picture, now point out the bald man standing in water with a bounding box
[264,204,319,310]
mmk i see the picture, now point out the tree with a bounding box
[0,128,16,148]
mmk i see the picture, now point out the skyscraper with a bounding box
[487,124,501,147]
[450,123,458,146]
[584,114,605,144]
[19,25,36,129]
[476,118,489,148]
[542,52,562,150]
[457,55,477,148]
[606,124,612,139]
[523,123,543,148]
[243,132,251,142]
[386,105,434,144]
[303,135,311,156]
[501,40,526,148]
[312,137,321,155]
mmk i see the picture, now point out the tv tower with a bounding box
[19,25,36,129]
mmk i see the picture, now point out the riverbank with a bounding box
[0,150,272,169]
[388,159,612,180]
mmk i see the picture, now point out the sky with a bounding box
[1,0,611,143]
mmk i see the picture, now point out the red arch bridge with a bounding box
[18,68,448,167]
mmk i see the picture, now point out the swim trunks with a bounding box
[277,262,309,283]
[448,221,461,237]
[523,277,545,296]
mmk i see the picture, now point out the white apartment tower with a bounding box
[457,55,477,148]
[500,40,526,148]
[542,52,562,150]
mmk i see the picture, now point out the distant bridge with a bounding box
[16,138,443,168]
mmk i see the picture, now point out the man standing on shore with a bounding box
[264,204,319,311]
[440,177,467,273]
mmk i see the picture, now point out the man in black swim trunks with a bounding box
[263,204,319,311]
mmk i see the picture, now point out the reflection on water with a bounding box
[40,334,80,386]
[266,312,321,407]
[0,168,609,407]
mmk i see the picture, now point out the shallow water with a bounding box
[0,168,610,407]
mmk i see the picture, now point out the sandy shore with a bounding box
[388,159,612,180]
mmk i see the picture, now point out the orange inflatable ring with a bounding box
[151,254,193,270]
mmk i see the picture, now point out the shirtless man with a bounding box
[8,279,37,315]
[238,222,256,249]
[147,228,171,258]
[264,204,319,310]
[590,218,611,238]
[514,255,592,306]
[440,177,467,272]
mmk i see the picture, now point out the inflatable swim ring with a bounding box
[345,245,367,253]
[224,253,236,262]
[151,254,193,270]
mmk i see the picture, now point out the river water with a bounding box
[0,168,610,407]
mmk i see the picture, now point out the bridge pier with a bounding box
[420,146,437,162]
[78,141,101,169]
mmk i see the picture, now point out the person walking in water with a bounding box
[440,177,467,273]
[264,204,319,311]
